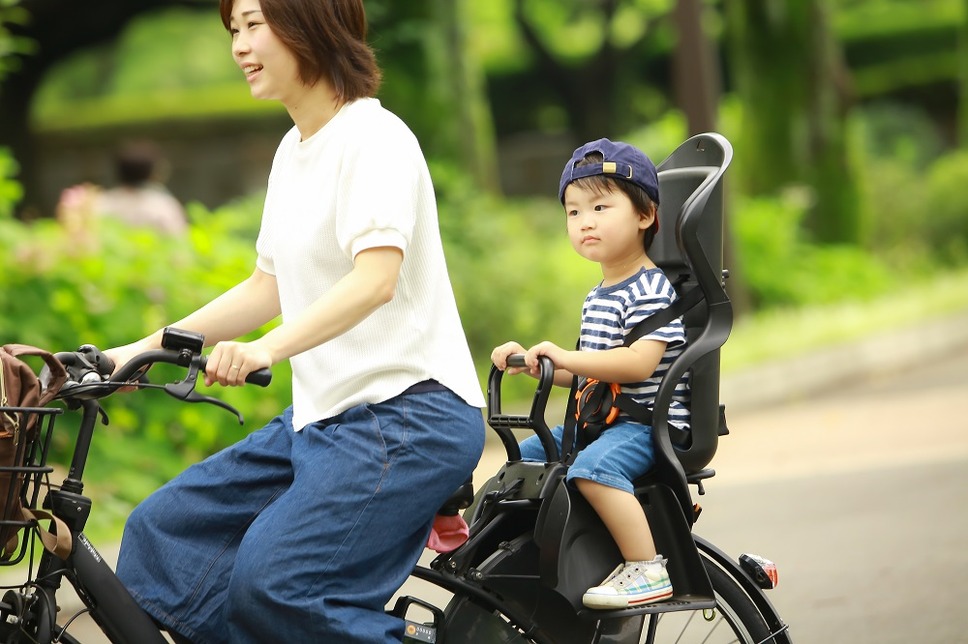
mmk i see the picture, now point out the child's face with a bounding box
[563,182,655,267]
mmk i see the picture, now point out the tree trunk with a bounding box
[673,0,718,136]
[724,0,860,245]
[430,0,500,194]
[672,0,751,316]
[960,0,968,147]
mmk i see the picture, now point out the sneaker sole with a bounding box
[582,586,674,610]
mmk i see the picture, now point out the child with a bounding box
[491,138,689,609]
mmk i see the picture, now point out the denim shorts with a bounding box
[518,420,655,494]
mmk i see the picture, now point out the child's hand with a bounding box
[491,341,527,374]
[523,341,567,376]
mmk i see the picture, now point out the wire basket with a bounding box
[0,406,60,566]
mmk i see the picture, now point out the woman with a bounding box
[107,1,486,642]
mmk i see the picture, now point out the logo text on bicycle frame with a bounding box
[78,533,102,563]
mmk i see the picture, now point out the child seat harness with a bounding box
[563,285,702,463]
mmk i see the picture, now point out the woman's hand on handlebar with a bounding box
[205,340,273,387]
[103,339,154,391]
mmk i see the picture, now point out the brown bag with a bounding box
[0,343,70,560]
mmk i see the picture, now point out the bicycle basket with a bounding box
[0,406,59,565]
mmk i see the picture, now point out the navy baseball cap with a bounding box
[558,138,660,207]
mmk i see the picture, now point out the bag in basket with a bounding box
[0,344,68,559]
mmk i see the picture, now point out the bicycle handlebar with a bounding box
[108,349,272,388]
[51,339,271,410]
[486,353,558,462]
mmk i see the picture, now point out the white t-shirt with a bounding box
[255,98,485,430]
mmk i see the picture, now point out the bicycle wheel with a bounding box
[638,553,774,644]
[416,552,779,644]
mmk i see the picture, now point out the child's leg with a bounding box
[566,421,672,608]
[575,479,656,561]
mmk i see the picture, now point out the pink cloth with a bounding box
[426,514,469,553]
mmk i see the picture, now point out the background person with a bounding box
[95,140,188,236]
[56,141,188,237]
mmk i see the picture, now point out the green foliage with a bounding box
[432,162,599,399]
[856,102,968,270]
[0,147,22,218]
[731,189,893,308]
[0,0,34,82]
[923,151,968,264]
[32,8,286,131]
[0,201,290,538]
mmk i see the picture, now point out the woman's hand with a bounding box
[205,340,274,387]
[103,338,157,392]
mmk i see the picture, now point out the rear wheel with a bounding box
[419,553,779,644]
[638,554,773,643]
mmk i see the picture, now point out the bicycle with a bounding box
[0,133,791,643]
[0,327,274,643]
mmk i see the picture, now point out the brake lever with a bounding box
[163,353,244,424]
[178,390,244,425]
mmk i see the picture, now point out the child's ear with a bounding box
[639,206,656,230]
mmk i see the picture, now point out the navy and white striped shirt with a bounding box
[579,267,690,429]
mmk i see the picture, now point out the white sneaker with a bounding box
[582,555,673,609]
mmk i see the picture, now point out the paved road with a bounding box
[39,339,968,643]
[693,344,968,643]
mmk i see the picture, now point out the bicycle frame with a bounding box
[1,335,271,644]
[27,398,168,644]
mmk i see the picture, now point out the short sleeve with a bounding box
[334,125,423,259]
[625,273,686,348]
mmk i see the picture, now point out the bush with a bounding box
[0,201,289,538]
[0,148,22,220]
[434,165,598,399]
[924,151,968,265]
[732,189,893,308]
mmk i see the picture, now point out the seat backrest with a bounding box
[650,132,733,475]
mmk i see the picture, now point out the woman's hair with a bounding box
[219,0,382,101]
[572,152,659,251]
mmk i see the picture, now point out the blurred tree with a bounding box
[508,0,674,141]
[724,0,862,245]
[429,0,500,193]
[960,0,968,147]
[0,0,210,217]
[671,0,751,317]
[672,0,718,136]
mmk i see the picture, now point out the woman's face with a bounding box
[228,0,302,104]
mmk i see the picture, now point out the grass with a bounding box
[722,267,968,372]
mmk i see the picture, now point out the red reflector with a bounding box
[739,553,778,590]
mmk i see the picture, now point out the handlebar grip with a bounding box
[507,354,527,369]
[196,356,272,387]
[244,368,272,387]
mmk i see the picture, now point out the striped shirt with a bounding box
[579,267,690,429]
